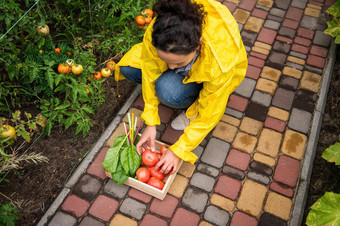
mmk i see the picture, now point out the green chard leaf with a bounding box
[112,162,129,185]
[101,135,127,174]
[128,145,142,177]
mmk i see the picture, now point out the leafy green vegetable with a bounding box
[322,142,340,167]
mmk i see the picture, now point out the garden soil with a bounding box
[0,49,339,225]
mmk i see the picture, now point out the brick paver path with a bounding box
[39,0,336,225]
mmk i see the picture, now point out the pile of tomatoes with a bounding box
[135,9,153,30]
[136,145,168,190]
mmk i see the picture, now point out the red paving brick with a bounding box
[285,7,304,21]
[61,195,90,217]
[251,9,268,19]
[230,211,258,226]
[170,208,200,226]
[140,214,168,226]
[133,94,145,110]
[273,155,301,188]
[307,54,326,69]
[297,27,314,40]
[239,0,256,11]
[250,51,267,60]
[227,94,249,112]
[282,19,299,30]
[160,126,184,145]
[149,195,179,218]
[128,188,153,203]
[294,36,312,47]
[257,28,277,45]
[87,147,109,180]
[291,44,309,55]
[270,181,295,198]
[215,175,242,200]
[310,45,329,58]
[246,65,261,80]
[89,195,119,222]
[276,36,293,44]
[248,56,265,68]
[226,149,251,171]
[264,117,286,133]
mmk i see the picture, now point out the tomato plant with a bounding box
[57,63,71,74]
[136,167,150,183]
[93,71,102,80]
[136,15,145,26]
[142,149,159,167]
[148,167,164,180]
[36,25,50,36]
[106,60,116,71]
[54,47,61,54]
[101,68,111,77]
[147,177,164,190]
[160,145,169,155]
[71,64,84,75]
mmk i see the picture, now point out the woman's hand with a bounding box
[154,148,180,174]
[136,125,157,155]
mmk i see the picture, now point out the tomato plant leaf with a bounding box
[45,69,53,90]
[322,142,340,166]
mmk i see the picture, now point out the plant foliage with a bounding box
[324,0,340,44]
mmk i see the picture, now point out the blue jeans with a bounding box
[120,66,202,109]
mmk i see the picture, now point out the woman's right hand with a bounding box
[136,125,157,155]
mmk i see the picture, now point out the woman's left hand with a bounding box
[154,148,181,174]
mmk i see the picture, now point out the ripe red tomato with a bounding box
[58,63,71,74]
[106,60,116,71]
[160,145,169,155]
[55,47,61,54]
[67,52,72,57]
[144,9,153,18]
[148,167,164,180]
[147,177,164,190]
[142,149,159,167]
[145,16,152,24]
[136,15,145,26]
[136,167,150,183]
[93,71,102,80]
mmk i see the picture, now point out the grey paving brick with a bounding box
[273,41,291,54]
[182,187,209,213]
[193,145,205,163]
[238,23,243,32]
[241,30,258,47]
[104,179,129,199]
[305,65,323,75]
[119,198,146,220]
[248,171,270,185]
[288,108,312,134]
[225,108,243,119]
[251,91,272,107]
[264,20,280,30]
[313,30,331,47]
[272,88,295,110]
[190,172,216,192]
[273,0,291,10]
[297,89,318,102]
[197,163,220,177]
[286,62,304,70]
[79,216,105,226]
[222,165,245,180]
[245,102,268,122]
[259,212,287,226]
[48,212,77,226]
[266,51,287,70]
[293,98,315,113]
[278,27,296,39]
[290,51,307,60]
[74,174,102,201]
[300,15,318,30]
[270,8,286,17]
[256,5,270,11]
[201,138,230,168]
[250,161,273,176]
[291,0,308,9]
[234,77,256,98]
[267,14,283,23]
[279,76,299,91]
[204,205,230,226]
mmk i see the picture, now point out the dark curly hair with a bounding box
[152,0,206,54]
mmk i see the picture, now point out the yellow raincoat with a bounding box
[115,0,247,164]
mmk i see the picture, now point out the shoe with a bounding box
[171,111,191,130]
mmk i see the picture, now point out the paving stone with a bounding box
[273,0,291,10]
[223,2,237,13]
[197,163,220,177]
[257,0,274,8]
[252,46,270,56]
[272,88,295,111]
[281,129,307,160]
[297,89,318,102]
[110,214,138,226]
[213,121,237,143]
[253,153,276,167]
[255,5,271,11]
[240,117,263,136]
[230,211,258,226]
[274,155,301,188]
[266,51,287,70]
[310,45,328,58]
[268,106,290,122]
[257,128,282,157]
[149,195,178,218]
[133,94,144,110]
[128,188,152,203]
[193,145,204,162]
[158,104,175,124]
[222,165,246,180]
[244,16,265,32]
[168,174,189,198]
[257,28,277,45]
[305,65,323,74]
[190,172,216,192]
[286,62,304,71]
[119,198,146,220]
[305,6,321,18]
[270,181,295,198]
[104,179,129,199]
[278,27,296,39]
[267,14,283,22]
[123,108,142,124]
[264,116,287,132]
[260,66,281,82]
[264,192,293,221]
[254,41,272,50]
[258,212,287,226]
[171,208,200,226]
[297,27,315,40]
[248,56,265,68]
[291,0,308,8]
[161,125,183,144]
[89,195,119,222]
[74,174,102,201]
[48,212,77,226]
[225,108,243,119]
[282,66,303,79]
[235,77,256,98]
[294,36,312,47]
[204,205,230,226]
[251,51,268,60]
[237,180,267,217]
[251,8,268,19]
[285,7,303,21]
[201,138,230,168]
[250,161,274,176]
[306,54,326,69]
[182,187,209,213]
[300,15,318,30]
[244,45,251,52]
[293,98,315,113]
[287,56,306,65]
[221,114,241,127]
[226,148,251,170]
[178,161,195,178]
[264,19,280,30]
[245,102,268,122]
[238,23,244,32]
[246,64,262,80]
[87,147,109,180]
[227,94,249,112]
[279,75,299,90]
[210,194,235,212]
[232,131,258,154]
[269,8,286,17]
[273,41,291,54]
[248,171,270,185]
[61,194,90,218]
[251,90,272,107]
[79,216,105,226]
[325,0,337,6]
[288,108,312,134]
[233,8,251,24]
[215,175,242,200]
[290,51,307,60]
[140,214,168,226]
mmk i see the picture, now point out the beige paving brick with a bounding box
[213,121,238,143]
[237,180,267,217]
[210,193,235,212]
[232,132,257,154]
[225,0,240,4]
[257,129,282,157]
[240,117,263,136]
[178,161,196,178]
[261,66,281,82]
[283,67,303,79]
[281,130,307,160]
[168,174,189,198]
[299,71,322,93]
[307,3,322,10]
[106,122,125,147]
[305,7,321,18]
[268,107,290,122]
[254,41,272,51]
[221,114,240,127]
[254,153,276,167]
[257,0,274,8]
[233,9,250,24]
[256,78,278,95]
[199,221,214,226]
[287,56,305,66]
[252,46,270,56]
[264,192,293,221]
[244,16,265,33]
[123,108,143,123]
[110,214,138,226]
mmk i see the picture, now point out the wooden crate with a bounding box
[105,139,183,200]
